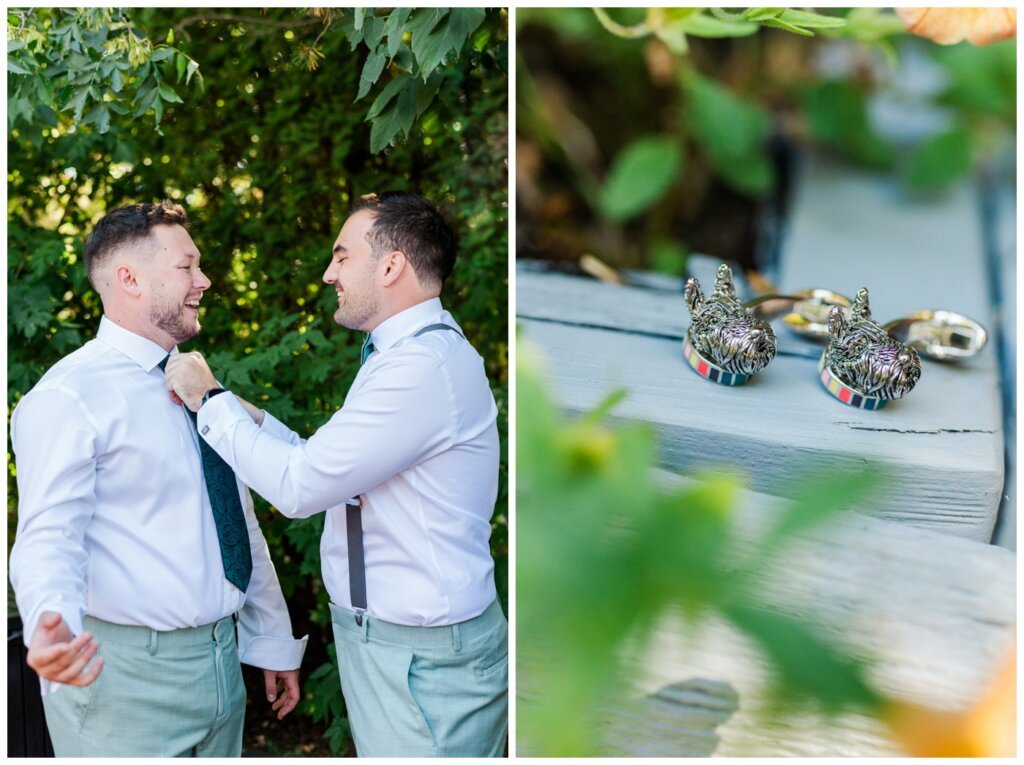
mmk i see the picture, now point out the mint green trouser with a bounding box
[42,615,245,757]
[330,599,509,757]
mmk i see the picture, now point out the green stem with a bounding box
[592,8,649,39]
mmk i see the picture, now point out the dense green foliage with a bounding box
[517,7,1015,272]
[8,7,507,754]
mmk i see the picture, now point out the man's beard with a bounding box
[334,290,378,330]
[151,302,200,343]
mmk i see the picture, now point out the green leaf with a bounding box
[110,67,124,92]
[7,58,33,75]
[776,9,846,29]
[411,8,484,81]
[758,467,881,554]
[158,83,183,103]
[649,239,688,275]
[175,51,186,82]
[907,129,972,192]
[760,18,815,36]
[803,80,894,169]
[362,15,386,51]
[365,72,408,120]
[356,47,387,101]
[368,76,419,152]
[8,284,53,339]
[354,7,366,32]
[185,58,199,85]
[742,8,785,22]
[82,103,110,133]
[723,601,881,714]
[682,12,759,38]
[385,7,412,59]
[685,74,773,195]
[166,27,174,45]
[599,137,682,221]
[64,84,90,121]
[149,46,174,63]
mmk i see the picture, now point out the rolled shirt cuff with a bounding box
[22,602,85,650]
[238,633,308,671]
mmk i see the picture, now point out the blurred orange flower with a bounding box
[885,645,1015,757]
[896,8,1016,46]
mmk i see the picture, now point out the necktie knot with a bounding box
[360,335,376,365]
[157,354,170,372]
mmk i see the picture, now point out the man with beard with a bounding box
[9,201,306,757]
[164,192,507,757]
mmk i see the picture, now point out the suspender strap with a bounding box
[345,322,464,625]
[413,322,464,338]
[345,499,367,623]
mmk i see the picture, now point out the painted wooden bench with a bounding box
[516,155,1015,756]
[518,159,1005,542]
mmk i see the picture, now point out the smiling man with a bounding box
[9,201,306,757]
[164,192,508,757]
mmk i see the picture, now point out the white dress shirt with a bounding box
[10,317,306,688]
[199,298,500,626]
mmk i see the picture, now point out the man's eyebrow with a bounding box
[333,244,347,255]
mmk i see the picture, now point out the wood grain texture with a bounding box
[518,478,1016,757]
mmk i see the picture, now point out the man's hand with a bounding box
[164,352,219,412]
[27,611,104,687]
[262,668,301,720]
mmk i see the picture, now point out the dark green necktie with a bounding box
[158,356,252,592]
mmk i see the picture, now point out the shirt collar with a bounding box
[370,297,448,353]
[96,316,177,372]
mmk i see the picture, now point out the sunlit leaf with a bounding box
[599,136,683,221]
[907,129,972,192]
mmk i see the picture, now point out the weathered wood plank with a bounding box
[518,478,1015,757]
[517,309,1001,539]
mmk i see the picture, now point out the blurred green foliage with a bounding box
[7,7,507,754]
[517,7,1015,272]
[517,340,885,756]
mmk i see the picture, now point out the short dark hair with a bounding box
[83,201,189,288]
[349,192,458,287]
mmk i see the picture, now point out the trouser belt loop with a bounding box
[360,613,369,643]
[452,622,462,653]
[147,628,158,656]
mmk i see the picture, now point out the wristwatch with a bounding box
[201,387,228,407]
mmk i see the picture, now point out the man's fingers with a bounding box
[67,656,104,688]
[265,674,279,702]
[39,611,63,630]
[52,640,100,684]
[29,631,92,671]
[276,673,301,719]
[274,690,299,719]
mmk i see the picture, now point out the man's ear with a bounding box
[380,250,407,287]
[113,264,142,297]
